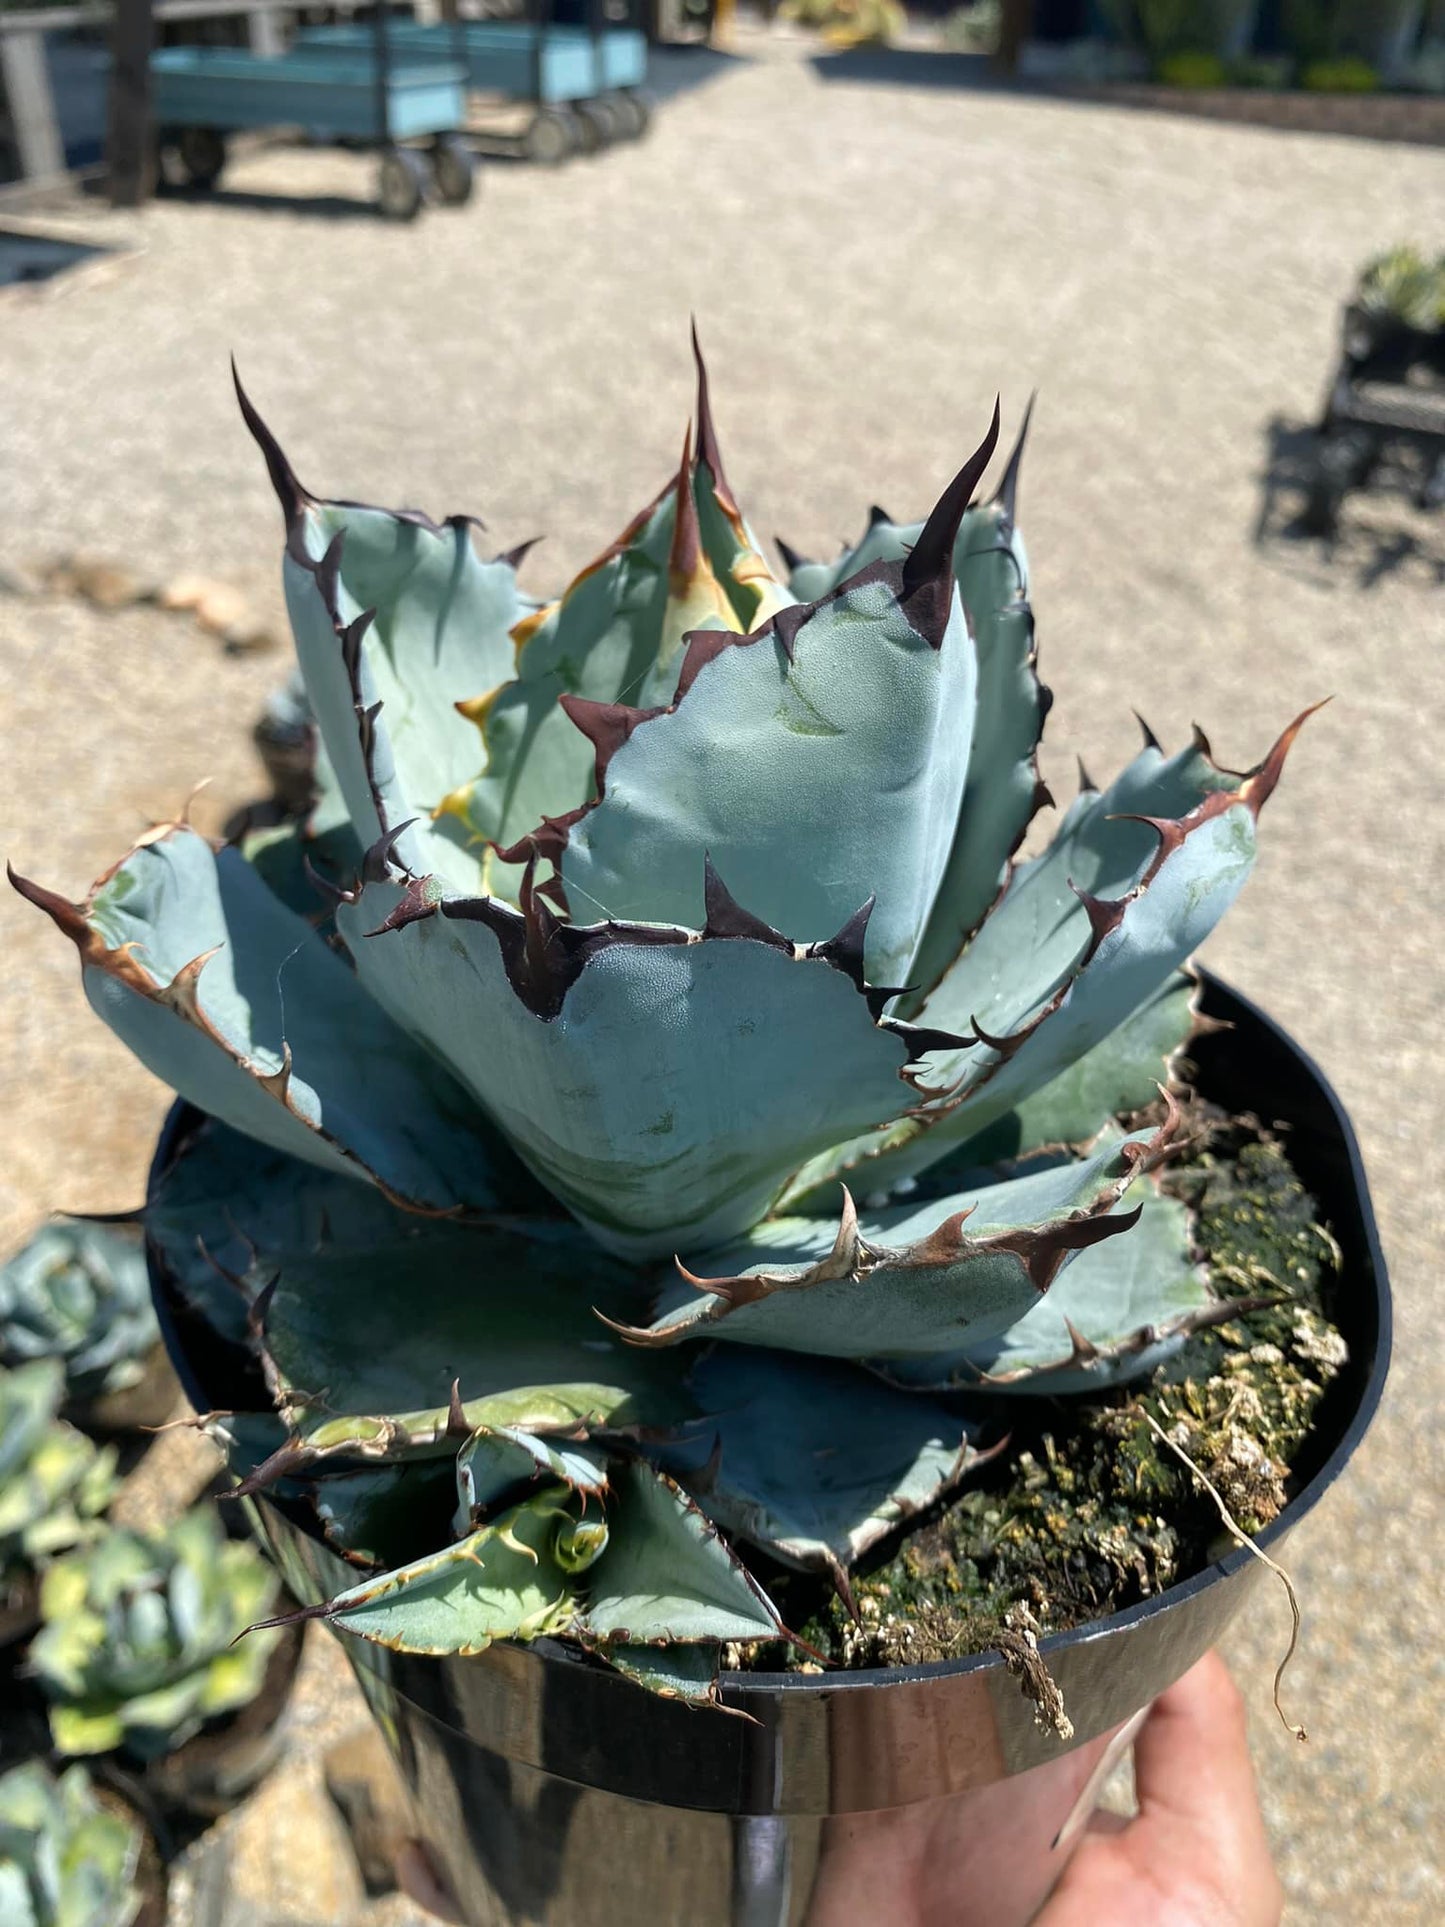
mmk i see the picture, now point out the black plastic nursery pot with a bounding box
[146,977,1390,1927]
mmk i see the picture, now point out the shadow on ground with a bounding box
[647,44,752,103]
[808,46,1004,91]
[1255,415,1445,589]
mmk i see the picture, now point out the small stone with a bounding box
[194,584,251,636]
[323,1723,415,1896]
[222,617,279,656]
[71,555,154,609]
[158,573,211,612]
[204,1758,367,1923]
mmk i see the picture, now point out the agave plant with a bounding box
[29,1508,279,1759]
[0,1223,159,1408]
[0,1760,142,1927]
[11,343,1312,1701]
[0,1363,117,1583]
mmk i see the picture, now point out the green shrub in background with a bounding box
[1098,0,1257,65]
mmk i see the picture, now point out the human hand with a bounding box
[1036,1651,1283,1927]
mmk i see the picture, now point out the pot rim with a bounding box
[146,971,1390,1710]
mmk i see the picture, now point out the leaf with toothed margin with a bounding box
[310,1461,460,1571]
[619,1121,1166,1358]
[454,1429,609,1534]
[603,1641,723,1704]
[899,973,1197,1182]
[880,1184,1218,1395]
[578,1460,782,1647]
[548,415,1001,986]
[787,716,1309,1203]
[11,828,520,1217]
[145,1117,475,1355]
[239,816,364,932]
[651,1349,989,1574]
[776,415,1048,1004]
[336,877,950,1260]
[306,1488,578,1656]
[689,324,796,636]
[303,1465,781,1663]
[253,1215,690,1476]
[438,480,686,882]
[903,513,1049,1009]
[237,376,533,894]
[438,349,793,904]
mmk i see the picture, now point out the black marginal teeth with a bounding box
[361,820,417,884]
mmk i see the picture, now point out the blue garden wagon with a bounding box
[294,5,651,165]
[149,15,476,220]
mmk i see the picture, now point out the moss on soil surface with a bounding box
[742,1118,1348,1679]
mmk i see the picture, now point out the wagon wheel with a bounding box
[430,136,477,208]
[599,90,645,140]
[521,107,576,167]
[571,98,616,152]
[620,88,653,137]
[377,147,429,222]
[176,126,227,191]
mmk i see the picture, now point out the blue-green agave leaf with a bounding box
[777,413,1046,1002]
[239,815,364,931]
[619,1117,1170,1357]
[295,1465,780,1662]
[337,874,950,1259]
[146,1117,440,1352]
[793,714,1312,1201]
[454,1428,609,1533]
[307,1487,577,1656]
[437,350,793,900]
[880,1182,1217,1394]
[902,972,1197,1180]
[10,828,515,1217]
[533,419,1002,986]
[252,1216,689,1473]
[578,1460,782,1646]
[656,1349,990,1573]
[603,1641,723,1704]
[238,374,535,895]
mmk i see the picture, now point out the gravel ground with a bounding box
[2,27,1442,1922]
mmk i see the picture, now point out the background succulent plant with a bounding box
[0,1760,142,1927]
[29,1508,279,1760]
[1356,243,1445,334]
[0,1223,159,1408]
[0,1363,117,1581]
[12,342,1311,1700]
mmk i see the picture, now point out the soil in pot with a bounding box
[739,1107,1348,1692]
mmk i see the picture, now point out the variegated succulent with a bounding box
[30,1508,279,1760]
[0,1760,143,1927]
[12,342,1312,1701]
[0,1362,117,1585]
